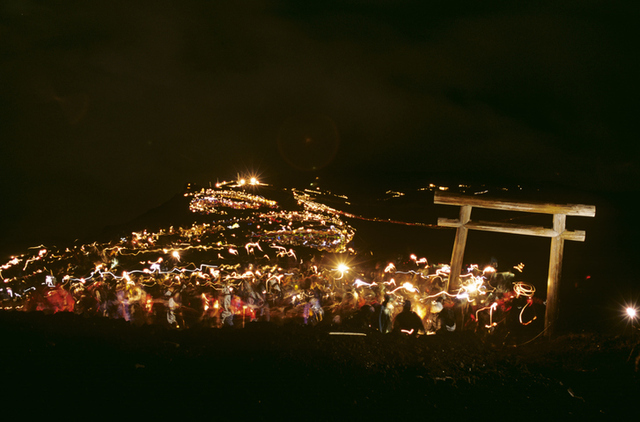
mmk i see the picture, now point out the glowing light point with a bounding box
[627,307,637,319]
[402,282,418,293]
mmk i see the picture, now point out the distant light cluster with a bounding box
[188,188,277,213]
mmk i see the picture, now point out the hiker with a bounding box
[378,294,393,334]
[393,300,425,337]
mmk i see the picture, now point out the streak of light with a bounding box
[353,279,377,288]
[390,282,419,294]
[513,263,525,272]
[514,282,536,297]
[519,300,537,325]
[329,332,367,336]
[476,302,498,328]
[436,265,450,276]
[245,242,262,254]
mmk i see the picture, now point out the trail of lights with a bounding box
[514,282,536,298]
[293,189,439,228]
[64,263,223,284]
[254,226,352,253]
[519,301,537,326]
[188,188,277,213]
[390,282,420,294]
[1,179,545,335]
[476,302,498,328]
[1,236,542,333]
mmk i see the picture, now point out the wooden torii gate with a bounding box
[434,191,596,337]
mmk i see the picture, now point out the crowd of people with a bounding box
[2,241,542,338]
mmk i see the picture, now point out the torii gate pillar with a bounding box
[545,213,566,337]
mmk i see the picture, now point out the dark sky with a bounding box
[1,0,638,251]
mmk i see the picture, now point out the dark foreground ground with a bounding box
[1,311,638,420]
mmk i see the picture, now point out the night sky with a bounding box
[1,0,638,255]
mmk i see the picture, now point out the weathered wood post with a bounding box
[545,213,566,336]
[447,205,472,293]
[434,192,595,337]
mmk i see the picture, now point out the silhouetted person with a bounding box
[393,300,424,337]
[344,303,375,331]
[378,294,393,334]
[220,284,234,327]
[438,307,457,334]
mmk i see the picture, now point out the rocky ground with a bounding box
[1,310,637,420]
